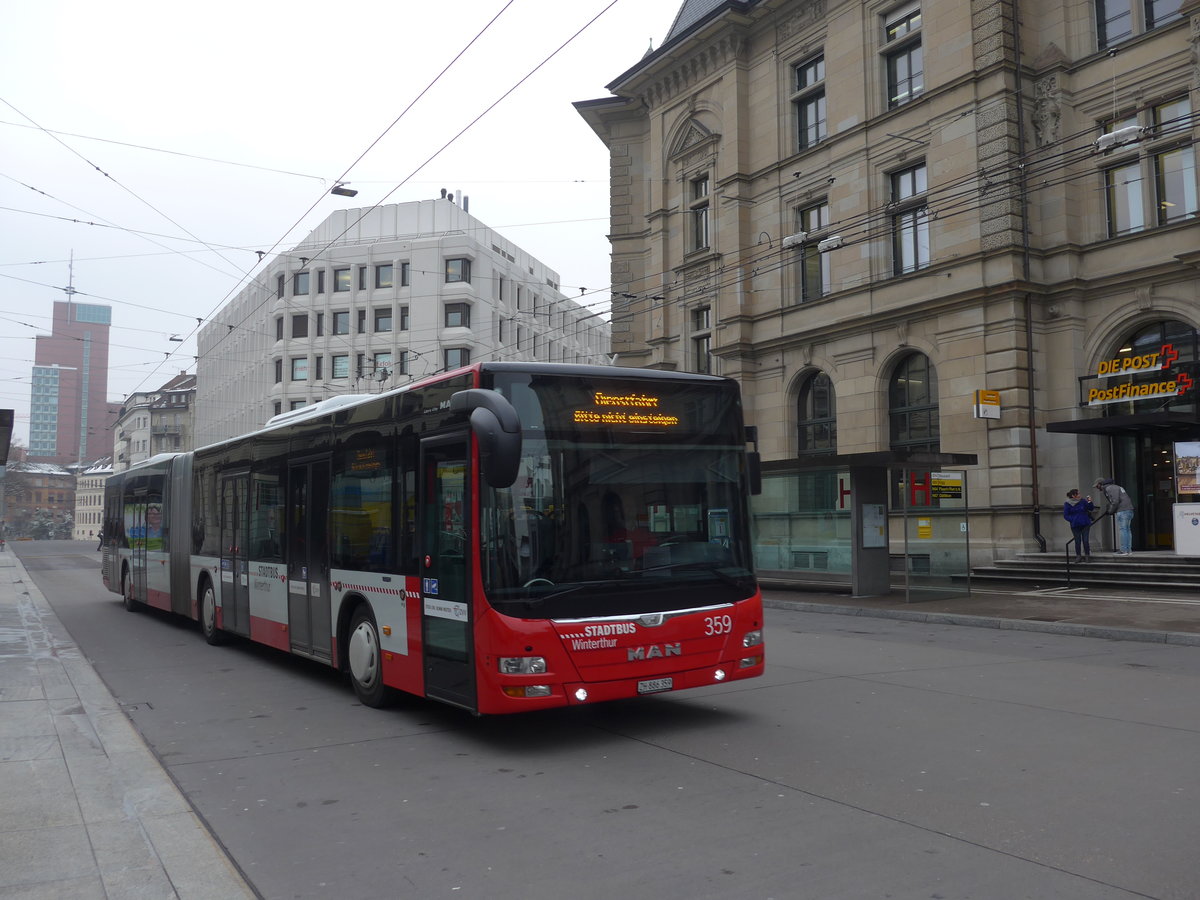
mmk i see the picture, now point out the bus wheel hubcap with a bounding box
[349,622,378,686]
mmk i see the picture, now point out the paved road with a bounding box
[18,542,1200,899]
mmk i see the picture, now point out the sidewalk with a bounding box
[762,579,1200,646]
[0,551,255,899]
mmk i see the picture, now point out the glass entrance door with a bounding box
[1112,432,1176,550]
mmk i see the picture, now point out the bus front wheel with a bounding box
[123,573,141,612]
[200,582,225,646]
[347,606,393,708]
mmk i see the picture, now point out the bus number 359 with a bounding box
[705,614,734,636]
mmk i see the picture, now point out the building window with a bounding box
[356,353,365,378]
[889,352,939,452]
[1097,0,1182,49]
[375,308,392,332]
[797,371,837,456]
[274,358,282,383]
[375,264,393,289]
[1154,147,1198,225]
[334,268,350,292]
[275,317,284,341]
[397,350,409,375]
[274,402,282,416]
[290,400,306,411]
[291,357,308,381]
[693,334,712,374]
[796,201,831,301]
[293,272,310,296]
[358,266,367,291]
[884,4,923,109]
[792,55,826,150]
[1106,161,1146,235]
[276,274,285,299]
[332,311,350,335]
[332,355,349,379]
[1097,0,1134,47]
[690,175,710,251]
[292,314,308,339]
[891,164,929,274]
[316,312,324,337]
[692,306,710,331]
[399,306,409,331]
[400,262,410,286]
[1100,97,1196,235]
[445,302,471,328]
[444,347,470,369]
[373,352,393,379]
[445,258,471,283]
[357,310,367,334]
[314,355,323,380]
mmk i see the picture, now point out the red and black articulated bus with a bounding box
[102,362,764,714]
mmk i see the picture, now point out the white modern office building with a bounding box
[195,197,610,446]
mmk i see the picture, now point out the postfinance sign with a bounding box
[1086,343,1193,407]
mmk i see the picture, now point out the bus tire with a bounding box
[122,571,142,612]
[200,581,225,646]
[347,606,393,708]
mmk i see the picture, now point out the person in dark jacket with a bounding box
[1063,489,1095,563]
[1094,477,1135,555]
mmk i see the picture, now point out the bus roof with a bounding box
[195,362,732,454]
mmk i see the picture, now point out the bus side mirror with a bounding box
[450,389,523,488]
[747,451,763,496]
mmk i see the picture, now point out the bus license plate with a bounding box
[637,677,673,694]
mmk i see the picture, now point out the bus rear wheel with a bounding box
[348,606,393,708]
[200,582,225,646]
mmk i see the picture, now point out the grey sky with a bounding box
[0,0,682,446]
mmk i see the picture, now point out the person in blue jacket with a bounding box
[1063,489,1096,563]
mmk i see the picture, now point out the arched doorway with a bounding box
[1105,320,1200,550]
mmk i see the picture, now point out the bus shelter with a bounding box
[752,450,978,602]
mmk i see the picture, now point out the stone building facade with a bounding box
[577,0,1200,570]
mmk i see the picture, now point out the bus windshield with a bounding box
[479,371,756,618]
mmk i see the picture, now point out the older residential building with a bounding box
[195,197,610,446]
[73,457,112,541]
[577,0,1200,575]
[113,373,196,471]
[2,458,74,539]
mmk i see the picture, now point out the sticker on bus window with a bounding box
[423,577,438,595]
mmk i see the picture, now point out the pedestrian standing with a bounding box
[96,529,104,552]
[1062,489,1095,562]
[1094,477,1135,555]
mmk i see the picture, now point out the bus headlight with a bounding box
[742,629,763,648]
[499,656,546,675]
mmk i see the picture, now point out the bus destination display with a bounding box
[572,391,680,428]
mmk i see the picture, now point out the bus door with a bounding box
[420,436,475,710]
[219,473,251,637]
[128,488,149,603]
[287,458,332,661]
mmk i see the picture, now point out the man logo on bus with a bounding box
[627,643,682,662]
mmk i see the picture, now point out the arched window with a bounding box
[889,352,939,451]
[1105,320,1199,416]
[797,371,836,456]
